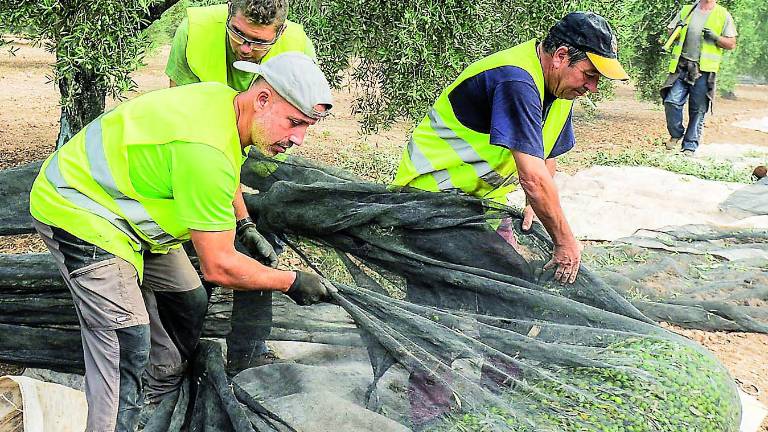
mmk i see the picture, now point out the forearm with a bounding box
[190,229,293,291]
[525,159,557,206]
[523,179,574,245]
[233,185,250,221]
[204,250,294,292]
[716,36,736,50]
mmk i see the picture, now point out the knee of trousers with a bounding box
[663,100,685,109]
[184,286,210,326]
[116,325,151,372]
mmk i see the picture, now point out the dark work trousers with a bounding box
[403,221,522,430]
[183,242,275,375]
[35,221,208,432]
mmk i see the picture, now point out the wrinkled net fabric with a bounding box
[583,226,768,334]
[233,152,742,431]
[0,154,751,431]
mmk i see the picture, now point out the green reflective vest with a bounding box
[392,40,573,204]
[30,83,241,277]
[668,4,728,73]
[186,4,314,85]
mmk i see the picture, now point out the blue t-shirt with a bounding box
[447,65,575,159]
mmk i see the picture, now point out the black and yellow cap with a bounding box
[549,12,630,81]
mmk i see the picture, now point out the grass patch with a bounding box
[300,137,401,184]
[588,149,753,183]
[582,245,651,268]
[742,149,768,159]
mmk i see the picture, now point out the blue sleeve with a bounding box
[489,80,546,158]
[547,111,575,159]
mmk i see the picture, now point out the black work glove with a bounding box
[285,271,337,306]
[236,217,278,268]
[702,28,720,44]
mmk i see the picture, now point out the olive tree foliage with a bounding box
[716,0,768,94]
[617,0,679,100]
[0,0,179,147]
[290,0,626,132]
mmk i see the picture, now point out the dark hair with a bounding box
[541,33,588,65]
[229,0,288,26]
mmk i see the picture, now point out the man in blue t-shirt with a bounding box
[394,12,629,284]
[448,66,577,161]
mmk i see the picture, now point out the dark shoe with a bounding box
[666,137,681,150]
[408,370,454,430]
[480,355,521,393]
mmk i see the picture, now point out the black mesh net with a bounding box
[233,152,743,431]
[583,226,768,333]
[0,153,753,431]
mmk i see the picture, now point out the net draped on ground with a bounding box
[0,154,757,430]
[584,225,768,334]
[233,153,743,431]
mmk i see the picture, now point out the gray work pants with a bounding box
[34,221,208,432]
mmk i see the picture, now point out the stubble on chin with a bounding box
[249,122,276,157]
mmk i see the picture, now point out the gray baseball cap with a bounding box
[234,52,333,119]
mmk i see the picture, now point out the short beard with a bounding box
[249,121,275,157]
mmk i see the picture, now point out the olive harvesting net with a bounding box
[234,152,742,431]
[0,154,753,431]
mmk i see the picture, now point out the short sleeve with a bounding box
[170,143,238,231]
[722,12,737,37]
[489,80,546,159]
[547,112,575,159]
[165,18,202,86]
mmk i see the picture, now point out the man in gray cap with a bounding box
[29,52,335,432]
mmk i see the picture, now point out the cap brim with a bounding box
[586,52,629,81]
[233,60,261,74]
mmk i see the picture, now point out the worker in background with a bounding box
[29,53,335,432]
[392,12,629,285]
[166,0,317,373]
[166,0,315,89]
[663,0,737,156]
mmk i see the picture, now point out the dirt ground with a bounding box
[1,41,767,429]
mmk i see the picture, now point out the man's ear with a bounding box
[552,46,570,68]
[253,88,272,112]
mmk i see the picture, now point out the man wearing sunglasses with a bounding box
[165,0,317,375]
[392,12,629,286]
[166,0,315,90]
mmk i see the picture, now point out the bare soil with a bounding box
[1,41,766,430]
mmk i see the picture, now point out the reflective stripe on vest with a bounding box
[668,4,728,73]
[44,152,143,246]
[84,119,177,245]
[186,4,314,85]
[392,39,573,203]
[44,118,178,247]
[412,108,509,190]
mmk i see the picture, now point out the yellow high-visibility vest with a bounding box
[392,40,573,204]
[669,4,728,73]
[186,4,314,84]
[30,83,241,276]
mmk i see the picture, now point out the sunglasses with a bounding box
[226,19,285,51]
